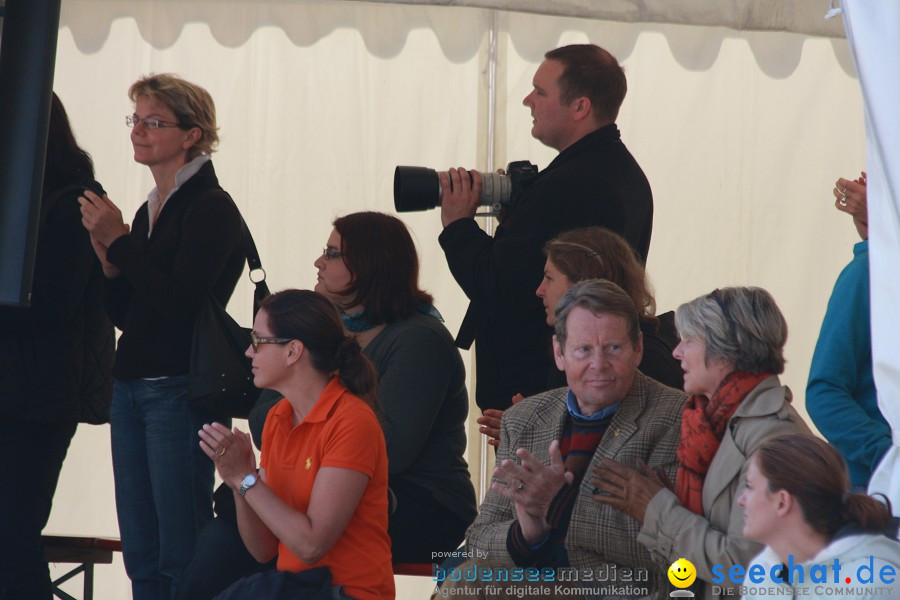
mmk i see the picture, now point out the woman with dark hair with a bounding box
[199,290,394,599]
[739,434,899,600]
[0,93,114,599]
[314,211,477,562]
[79,74,245,599]
[478,226,681,447]
[592,287,811,600]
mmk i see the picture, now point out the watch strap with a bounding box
[239,472,257,497]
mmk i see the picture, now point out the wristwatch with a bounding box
[239,472,258,497]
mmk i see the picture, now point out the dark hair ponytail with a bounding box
[260,289,379,409]
[756,434,894,538]
[335,335,378,407]
[842,492,895,534]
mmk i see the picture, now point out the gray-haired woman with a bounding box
[591,286,811,600]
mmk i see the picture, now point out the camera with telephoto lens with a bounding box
[393,161,538,216]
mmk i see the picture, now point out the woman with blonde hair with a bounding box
[80,74,244,599]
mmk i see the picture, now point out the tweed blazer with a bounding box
[466,372,685,587]
[637,376,811,600]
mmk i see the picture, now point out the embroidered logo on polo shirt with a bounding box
[305,457,312,470]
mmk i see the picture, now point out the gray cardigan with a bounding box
[364,312,477,524]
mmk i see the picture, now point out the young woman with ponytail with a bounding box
[197,289,394,600]
[738,434,900,600]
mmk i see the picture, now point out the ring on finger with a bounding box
[840,195,848,207]
[517,481,526,491]
[216,446,227,457]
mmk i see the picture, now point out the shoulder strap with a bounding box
[185,188,270,313]
[220,192,270,313]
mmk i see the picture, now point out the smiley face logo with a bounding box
[668,558,697,588]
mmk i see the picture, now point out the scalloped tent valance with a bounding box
[354,0,846,38]
[56,0,845,55]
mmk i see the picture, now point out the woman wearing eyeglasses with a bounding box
[78,74,245,600]
[314,211,477,563]
[591,287,811,600]
[199,289,394,599]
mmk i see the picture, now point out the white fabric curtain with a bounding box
[48,2,867,597]
[842,2,900,513]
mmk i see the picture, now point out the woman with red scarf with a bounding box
[591,287,811,600]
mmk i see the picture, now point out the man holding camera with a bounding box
[438,43,653,412]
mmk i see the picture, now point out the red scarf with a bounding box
[675,371,771,515]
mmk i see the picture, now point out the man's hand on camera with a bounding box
[440,167,482,227]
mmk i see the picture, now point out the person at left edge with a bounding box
[0,93,114,600]
[79,74,245,600]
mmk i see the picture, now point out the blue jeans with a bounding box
[111,375,220,600]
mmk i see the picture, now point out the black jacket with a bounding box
[439,124,653,410]
[104,160,245,379]
[0,181,115,422]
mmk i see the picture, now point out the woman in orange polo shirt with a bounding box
[198,289,394,600]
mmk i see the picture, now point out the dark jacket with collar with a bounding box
[104,160,245,379]
[0,180,115,422]
[439,124,653,410]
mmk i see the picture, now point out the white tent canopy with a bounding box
[41,1,891,597]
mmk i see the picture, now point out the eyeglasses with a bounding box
[322,247,343,261]
[250,331,292,352]
[125,115,183,130]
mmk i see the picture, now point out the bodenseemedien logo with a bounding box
[667,558,696,597]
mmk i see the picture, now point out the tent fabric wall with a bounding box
[355,0,847,38]
[842,1,900,513]
[48,2,865,597]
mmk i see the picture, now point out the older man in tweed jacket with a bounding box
[459,280,685,599]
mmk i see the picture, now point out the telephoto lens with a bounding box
[393,166,512,213]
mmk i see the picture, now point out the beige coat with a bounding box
[637,375,812,600]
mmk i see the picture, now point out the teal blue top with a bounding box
[806,240,891,487]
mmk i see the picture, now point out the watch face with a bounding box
[242,473,257,487]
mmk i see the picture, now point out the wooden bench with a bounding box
[43,535,122,600]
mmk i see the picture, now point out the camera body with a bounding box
[393,161,538,216]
